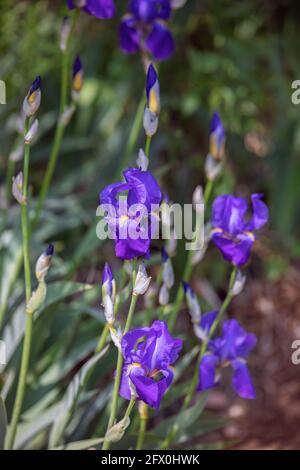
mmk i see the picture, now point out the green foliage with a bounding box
[0,0,298,451]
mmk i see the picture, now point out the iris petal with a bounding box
[145,21,175,60]
[119,15,140,54]
[198,354,219,391]
[231,359,256,399]
[247,193,269,231]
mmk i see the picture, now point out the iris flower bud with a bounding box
[192,185,203,209]
[205,154,223,181]
[23,76,41,117]
[72,55,84,101]
[12,172,26,205]
[161,248,174,289]
[230,270,246,297]
[9,143,24,163]
[60,16,71,52]
[105,416,130,443]
[209,112,226,161]
[158,283,169,306]
[35,244,54,283]
[59,104,76,127]
[182,281,201,324]
[143,64,160,137]
[136,148,149,171]
[108,325,122,352]
[133,262,151,296]
[27,244,54,315]
[102,263,116,324]
[24,119,39,144]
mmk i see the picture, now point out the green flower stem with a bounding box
[5,119,33,450]
[136,412,147,450]
[145,135,151,157]
[124,397,136,421]
[34,9,79,225]
[162,267,237,449]
[169,180,215,332]
[114,95,145,179]
[102,260,138,450]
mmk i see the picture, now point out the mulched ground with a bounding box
[205,266,300,450]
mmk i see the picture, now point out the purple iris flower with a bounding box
[198,318,257,399]
[119,320,182,409]
[119,0,175,60]
[99,167,162,260]
[67,0,115,19]
[211,193,269,267]
[209,112,225,160]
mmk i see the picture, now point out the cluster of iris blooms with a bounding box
[67,0,269,445]
[9,0,269,450]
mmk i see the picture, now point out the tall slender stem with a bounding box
[5,119,33,450]
[102,260,138,450]
[34,9,79,225]
[136,403,148,450]
[169,180,214,332]
[145,135,151,157]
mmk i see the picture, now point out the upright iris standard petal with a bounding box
[198,319,257,399]
[145,21,175,60]
[247,193,269,231]
[119,15,140,54]
[130,0,172,23]
[209,112,226,160]
[120,320,182,409]
[211,193,268,267]
[119,1,175,61]
[67,0,115,19]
